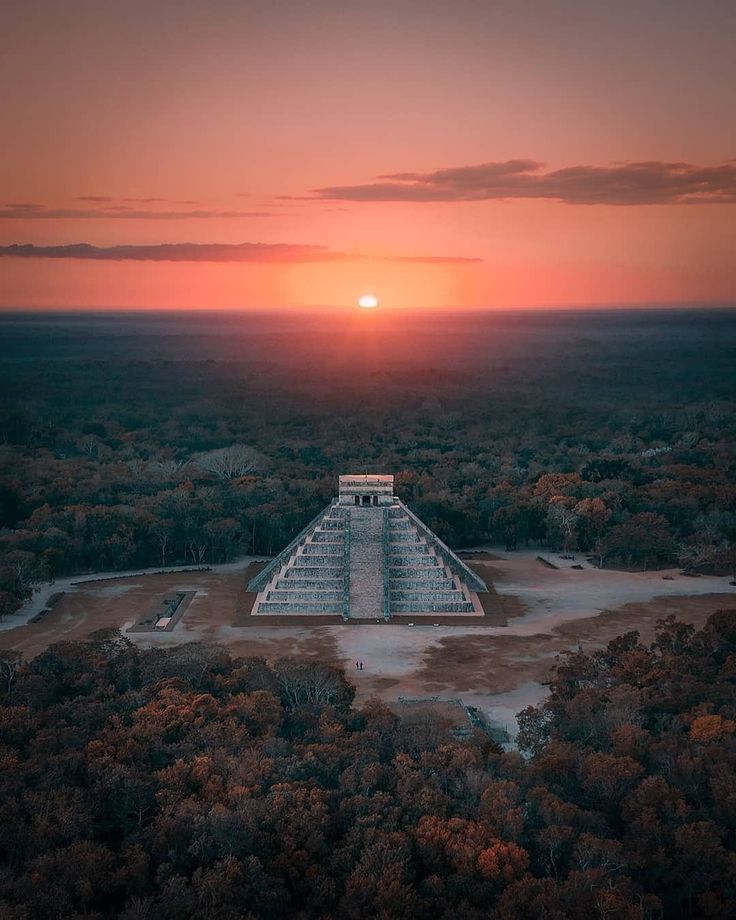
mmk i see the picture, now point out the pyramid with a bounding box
[248,474,487,619]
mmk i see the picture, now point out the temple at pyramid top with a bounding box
[248,473,487,620]
[338,473,394,506]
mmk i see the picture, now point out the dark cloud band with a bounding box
[0,242,481,265]
[0,242,346,263]
[312,159,736,205]
[0,205,271,220]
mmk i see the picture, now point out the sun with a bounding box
[357,293,379,309]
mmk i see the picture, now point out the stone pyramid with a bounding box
[248,474,487,619]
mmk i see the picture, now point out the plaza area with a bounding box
[1,550,732,738]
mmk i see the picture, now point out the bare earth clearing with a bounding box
[1,550,733,737]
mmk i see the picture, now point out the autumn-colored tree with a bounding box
[604,512,676,568]
[2,609,736,919]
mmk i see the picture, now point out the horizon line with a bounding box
[0,301,735,315]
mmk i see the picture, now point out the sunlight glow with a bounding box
[358,293,379,309]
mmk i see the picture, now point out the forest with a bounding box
[0,308,735,617]
[0,609,735,918]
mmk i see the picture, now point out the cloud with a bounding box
[311,159,736,205]
[388,255,482,264]
[0,242,482,265]
[78,196,203,205]
[0,204,272,219]
[0,242,349,263]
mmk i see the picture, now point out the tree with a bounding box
[0,648,21,698]
[574,498,611,551]
[6,550,47,598]
[534,473,582,502]
[274,658,355,710]
[152,519,173,567]
[0,589,21,621]
[492,505,525,551]
[193,445,260,481]
[678,540,720,574]
[546,502,579,554]
[604,513,675,568]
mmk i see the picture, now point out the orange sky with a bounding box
[1,0,735,310]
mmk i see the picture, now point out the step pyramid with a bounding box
[248,474,487,619]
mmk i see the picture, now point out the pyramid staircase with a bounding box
[347,507,386,619]
[249,501,348,615]
[386,501,484,614]
[248,498,486,619]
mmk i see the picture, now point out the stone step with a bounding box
[389,555,438,567]
[257,601,342,614]
[391,590,468,603]
[390,577,457,590]
[267,589,342,602]
[302,544,342,556]
[290,565,343,577]
[293,552,342,562]
[392,601,475,613]
[390,566,443,578]
[277,577,343,589]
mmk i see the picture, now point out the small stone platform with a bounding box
[128,590,197,632]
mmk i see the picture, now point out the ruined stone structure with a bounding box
[248,474,487,619]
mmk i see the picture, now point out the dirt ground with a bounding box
[1,550,733,738]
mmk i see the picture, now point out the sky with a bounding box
[1,0,735,310]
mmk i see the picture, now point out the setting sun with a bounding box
[358,294,379,309]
